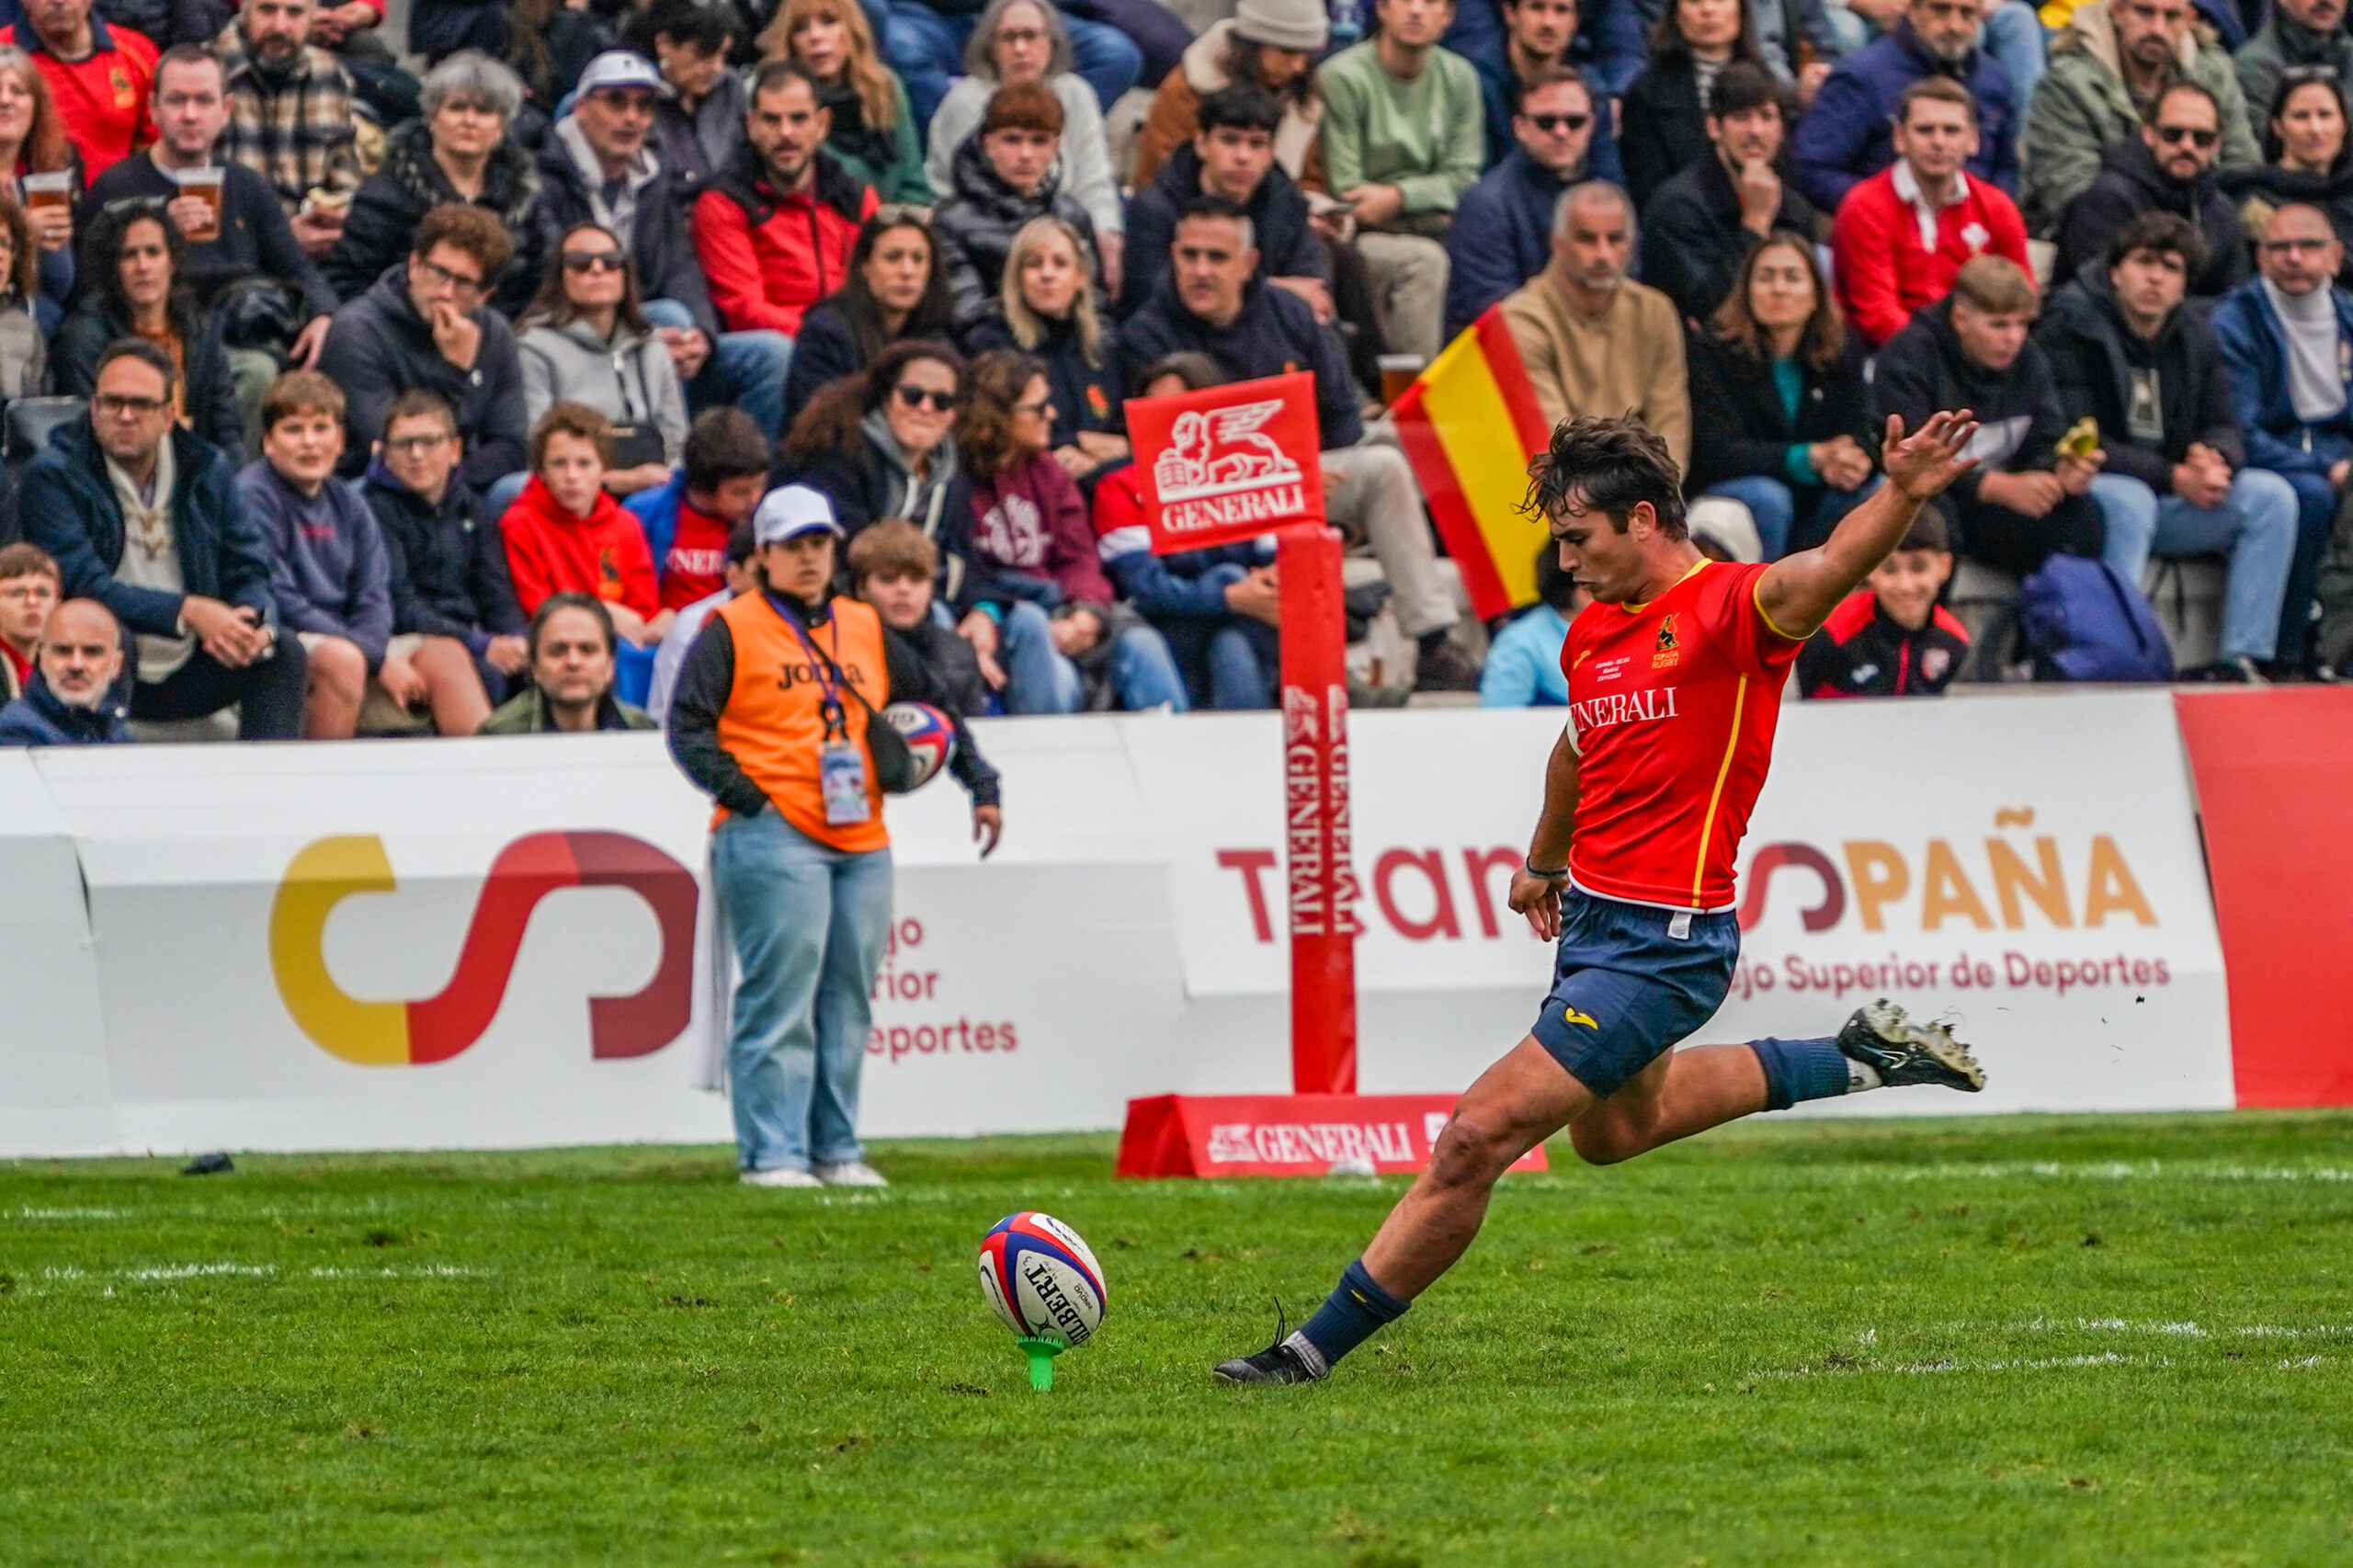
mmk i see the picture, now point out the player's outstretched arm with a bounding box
[1754,412,1979,641]
[1506,727,1581,941]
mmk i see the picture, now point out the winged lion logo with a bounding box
[1153,399,1302,501]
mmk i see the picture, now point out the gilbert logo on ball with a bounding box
[977,1212,1105,1388]
[882,701,955,790]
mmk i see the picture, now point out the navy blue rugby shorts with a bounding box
[1528,890,1741,1098]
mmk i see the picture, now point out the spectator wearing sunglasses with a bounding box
[2055,81,2249,300]
[517,222,689,500]
[1446,66,1602,335]
[1639,62,1821,327]
[780,340,1012,629]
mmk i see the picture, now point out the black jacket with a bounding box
[1875,294,2071,509]
[779,299,864,441]
[2037,266,2244,494]
[329,119,548,315]
[1620,57,1711,210]
[535,131,718,337]
[665,588,1002,817]
[50,299,243,454]
[784,426,1004,615]
[82,154,336,317]
[962,308,1122,450]
[2221,160,2353,288]
[358,457,529,651]
[2053,138,2248,301]
[931,133,1096,330]
[888,605,990,718]
[1120,272,1362,449]
[21,415,274,640]
[1640,152,1822,324]
[1684,325,1876,494]
[1117,143,1326,320]
[1797,589,1970,698]
[316,267,529,491]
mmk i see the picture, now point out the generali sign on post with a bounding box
[1128,369,1324,553]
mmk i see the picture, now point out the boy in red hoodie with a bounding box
[500,403,672,648]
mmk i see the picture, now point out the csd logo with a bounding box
[270,832,698,1066]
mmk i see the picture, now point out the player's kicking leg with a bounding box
[1212,999,1983,1385]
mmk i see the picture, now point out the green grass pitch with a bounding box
[5,1113,2353,1566]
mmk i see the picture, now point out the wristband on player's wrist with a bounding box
[1524,858,1568,881]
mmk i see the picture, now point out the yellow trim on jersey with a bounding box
[1752,579,1807,642]
[1689,676,1750,906]
[1621,557,1711,615]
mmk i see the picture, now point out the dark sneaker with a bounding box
[1838,999,1986,1092]
[1413,639,1483,692]
[1213,1335,1325,1385]
[2179,656,2266,685]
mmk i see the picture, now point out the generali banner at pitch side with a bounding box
[1127,692,2234,1117]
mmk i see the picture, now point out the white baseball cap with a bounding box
[574,51,674,99]
[753,484,842,545]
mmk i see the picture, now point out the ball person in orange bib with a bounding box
[1217,410,1991,1384]
[668,484,1003,1189]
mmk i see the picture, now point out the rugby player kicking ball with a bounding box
[1217,410,1991,1386]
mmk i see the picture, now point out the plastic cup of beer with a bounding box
[20,170,71,216]
[172,166,224,243]
[1378,353,1427,406]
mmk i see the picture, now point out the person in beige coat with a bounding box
[1131,0,1329,192]
[1499,181,1691,474]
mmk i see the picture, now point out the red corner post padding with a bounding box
[2175,688,2353,1106]
[1117,1095,1550,1178]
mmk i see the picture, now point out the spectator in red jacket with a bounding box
[1829,76,2029,347]
[500,403,671,649]
[1797,509,1969,697]
[689,59,877,348]
[1,0,155,180]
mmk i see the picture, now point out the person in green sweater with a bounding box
[478,592,658,733]
[764,0,933,206]
[1316,0,1486,359]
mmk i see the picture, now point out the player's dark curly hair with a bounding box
[1522,415,1688,540]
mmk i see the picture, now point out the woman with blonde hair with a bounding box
[0,47,74,332]
[963,215,1125,484]
[765,0,930,203]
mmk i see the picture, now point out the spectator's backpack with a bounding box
[2018,554,2175,683]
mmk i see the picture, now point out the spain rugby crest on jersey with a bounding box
[976,1212,1107,1346]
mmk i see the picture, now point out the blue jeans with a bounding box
[882,1,1140,126]
[715,808,894,1174]
[485,470,528,520]
[643,297,795,441]
[2278,469,2338,665]
[1703,473,1879,560]
[997,599,1190,711]
[1979,1,2046,118]
[2092,469,2300,662]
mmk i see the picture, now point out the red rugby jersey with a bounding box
[1558,559,1804,911]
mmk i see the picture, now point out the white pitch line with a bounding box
[13,1207,127,1219]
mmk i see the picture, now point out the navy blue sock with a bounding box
[1749,1036,1851,1111]
[1295,1257,1410,1371]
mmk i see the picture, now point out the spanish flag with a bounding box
[1392,306,1553,621]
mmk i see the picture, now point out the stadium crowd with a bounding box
[0,0,2348,744]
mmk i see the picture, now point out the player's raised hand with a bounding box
[1880,411,1980,502]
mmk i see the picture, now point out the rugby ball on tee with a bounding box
[977,1212,1107,1347]
[882,701,955,790]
